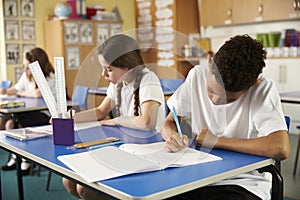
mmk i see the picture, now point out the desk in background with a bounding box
[88,79,184,97]
[280,91,300,104]
[0,124,280,200]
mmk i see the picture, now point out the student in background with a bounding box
[62,34,165,199]
[0,47,55,175]
[161,35,290,200]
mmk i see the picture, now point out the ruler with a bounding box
[29,61,58,118]
[54,57,67,116]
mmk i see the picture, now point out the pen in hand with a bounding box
[171,106,182,138]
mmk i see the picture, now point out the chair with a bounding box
[159,78,184,95]
[160,79,184,115]
[258,116,290,200]
[294,125,300,176]
[0,80,12,89]
[72,85,89,111]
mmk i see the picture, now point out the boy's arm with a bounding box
[161,113,188,152]
[196,130,290,160]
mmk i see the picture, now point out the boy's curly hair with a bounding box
[211,34,267,92]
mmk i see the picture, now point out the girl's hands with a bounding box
[0,88,6,95]
[98,118,118,126]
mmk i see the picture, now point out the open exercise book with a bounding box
[58,142,222,182]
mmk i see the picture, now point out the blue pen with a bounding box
[88,140,124,150]
[171,106,182,137]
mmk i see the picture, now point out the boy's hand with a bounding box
[165,131,188,153]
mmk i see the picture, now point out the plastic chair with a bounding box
[72,85,89,111]
[159,79,184,94]
[294,125,300,176]
[258,116,290,200]
[0,80,12,89]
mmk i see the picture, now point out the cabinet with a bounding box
[199,0,300,27]
[200,0,233,26]
[135,0,200,78]
[44,19,122,97]
[262,58,300,133]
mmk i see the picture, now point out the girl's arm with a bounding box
[74,96,113,123]
[196,129,290,160]
[2,87,18,96]
[17,88,42,97]
[99,100,160,131]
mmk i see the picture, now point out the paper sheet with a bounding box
[58,142,222,182]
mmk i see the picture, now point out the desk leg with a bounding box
[0,168,2,200]
[16,156,24,200]
[258,164,283,200]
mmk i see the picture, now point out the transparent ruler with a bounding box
[54,57,67,116]
[29,61,58,118]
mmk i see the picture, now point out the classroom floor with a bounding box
[0,134,299,200]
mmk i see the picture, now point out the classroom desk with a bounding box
[0,96,77,114]
[89,86,175,96]
[0,96,77,200]
[280,91,300,104]
[0,124,281,200]
[88,79,184,97]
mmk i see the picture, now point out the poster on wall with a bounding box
[66,47,80,69]
[96,23,109,45]
[21,0,34,18]
[3,0,18,17]
[64,22,79,44]
[6,43,20,64]
[5,20,19,40]
[14,66,23,82]
[22,44,35,53]
[79,22,93,44]
[21,20,36,40]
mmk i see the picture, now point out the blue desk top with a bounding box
[0,125,272,199]
[0,97,75,114]
[280,91,300,104]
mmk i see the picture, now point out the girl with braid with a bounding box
[62,34,166,200]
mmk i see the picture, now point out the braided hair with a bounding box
[98,34,145,117]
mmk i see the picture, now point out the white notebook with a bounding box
[4,126,52,141]
[58,142,222,182]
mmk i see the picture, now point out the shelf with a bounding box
[267,56,300,59]
[176,57,205,62]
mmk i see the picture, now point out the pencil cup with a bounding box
[52,118,74,145]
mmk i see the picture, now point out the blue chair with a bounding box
[294,125,300,176]
[0,80,12,89]
[160,79,184,115]
[160,78,184,95]
[72,85,89,111]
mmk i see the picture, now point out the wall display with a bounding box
[21,0,34,18]
[6,43,20,64]
[110,24,123,36]
[21,20,35,40]
[66,47,80,69]
[96,23,109,45]
[22,43,35,53]
[79,22,93,44]
[14,66,23,81]
[5,20,19,40]
[3,0,18,17]
[64,21,79,44]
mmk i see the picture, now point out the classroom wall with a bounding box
[1,0,136,82]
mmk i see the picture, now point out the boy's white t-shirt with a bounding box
[106,68,165,132]
[167,65,287,200]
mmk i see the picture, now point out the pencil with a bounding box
[171,106,182,137]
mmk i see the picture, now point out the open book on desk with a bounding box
[58,142,222,182]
